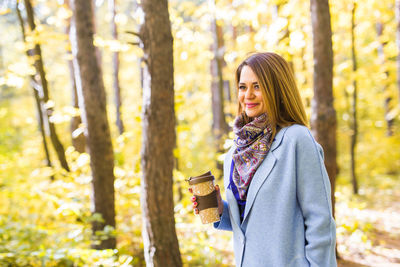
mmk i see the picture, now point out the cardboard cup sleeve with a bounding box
[187,171,220,224]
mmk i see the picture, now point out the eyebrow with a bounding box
[239,82,259,85]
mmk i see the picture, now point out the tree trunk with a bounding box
[16,4,54,179]
[310,0,337,216]
[68,57,86,153]
[70,0,116,249]
[396,0,400,109]
[91,0,103,67]
[66,0,86,153]
[273,4,295,76]
[376,23,394,136]
[350,2,359,195]
[109,0,125,134]
[210,11,229,179]
[139,0,182,265]
[23,0,70,172]
[301,46,310,107]
[211,19,229,139]
[0,45,3,72]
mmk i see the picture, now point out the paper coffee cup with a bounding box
[188,171,220,224]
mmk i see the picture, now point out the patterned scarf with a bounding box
[232,113,273,200]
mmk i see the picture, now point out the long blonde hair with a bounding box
[236,52,308,140]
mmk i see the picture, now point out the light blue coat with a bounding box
[214,124,337,267]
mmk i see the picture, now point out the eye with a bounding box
[239,85,246,90]
[254,84,260,89]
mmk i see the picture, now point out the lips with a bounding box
[246,103,259,108]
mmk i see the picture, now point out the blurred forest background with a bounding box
[0,0,400,266]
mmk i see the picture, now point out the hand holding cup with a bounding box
[187,171,223,224]
[190,185,223,216]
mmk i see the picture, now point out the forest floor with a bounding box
[335,184,400,267]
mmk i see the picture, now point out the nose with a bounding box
[245,88,254,99]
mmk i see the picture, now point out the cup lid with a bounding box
[187,171,215,185]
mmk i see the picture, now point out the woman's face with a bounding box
[238,65,266,118]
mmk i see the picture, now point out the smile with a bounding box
[246,103,259,108]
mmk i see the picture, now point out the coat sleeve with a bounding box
[213,200,232,231]
[295,129,337,267]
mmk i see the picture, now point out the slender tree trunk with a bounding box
[376,23,394,136]
[66,1,86,153]
[16,4,54,179]
[350,2,359,195]
[139,0,182,265]
[211,19,229,138]
[91,0,102,67]
[109,0,124,134]
[396,0,400,108]
[0,45,3,73]
[310,0,337,216]
[70,0,116,249]
[301,46,311,107]
[24,0,70,172]
[32,84,54,175]
[68,58,86,153]
[211,15,229,179]
[273,4,295,74]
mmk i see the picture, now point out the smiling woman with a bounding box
[190,52,337,267]
[235,52,308,141]
[238,66,266,118]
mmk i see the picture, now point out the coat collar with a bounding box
[224,126,289,226]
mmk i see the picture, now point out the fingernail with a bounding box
[191,196,196,201]
[194,202,197,206]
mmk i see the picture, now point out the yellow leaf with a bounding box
[0,8,11,15]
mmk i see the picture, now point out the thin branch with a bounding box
[30,79,42,93]
[125,30,142,39]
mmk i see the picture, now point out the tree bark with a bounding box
[273,3,295,78]
[66,0,86,153]
[70,0,116,249]
[23,0,70,172]
[301,46,311,108]
[139,0,182,265]
[211,19,229,138]
[16,4,54,179]
[91,0,103,67]
[68,57,86,153]
[376,23,394,136]
[109,0,125,134]
[350,2,359,195]
[211,16,229,179]
[310,0,337,216]
[0,45,3,72]
[396,0,400,109]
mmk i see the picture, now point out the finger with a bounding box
[215,184,220,191]
[188,188,193,193]
[191,196,196,202]
[193,201,198,207]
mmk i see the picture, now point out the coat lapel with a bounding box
[223,146,234,189]
[223,146,242,228]
[241,126,289,224]
[223,126,289,228]
[241,153,276,224]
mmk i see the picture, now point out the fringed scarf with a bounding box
[232,113,273,200]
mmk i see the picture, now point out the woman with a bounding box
[190,52,337,266]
